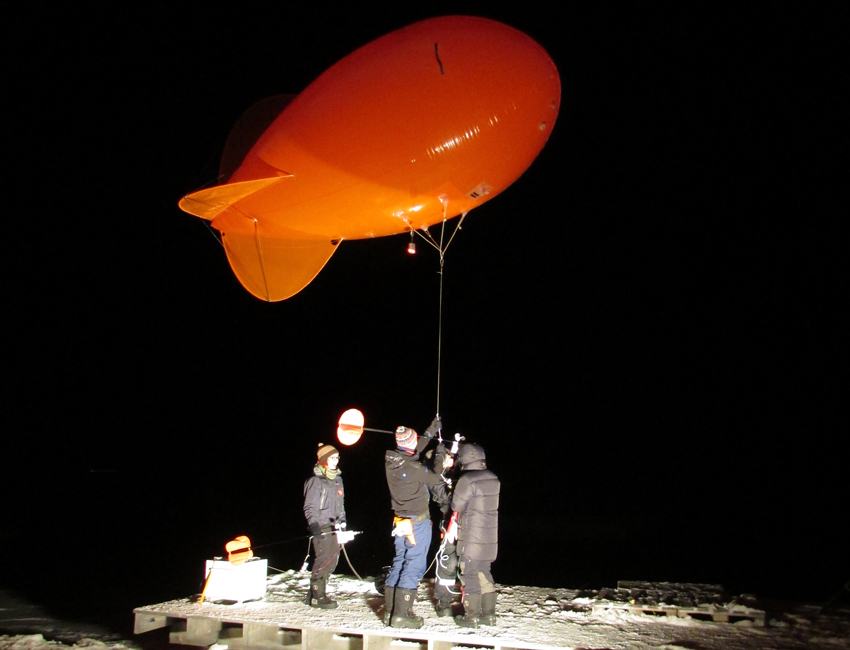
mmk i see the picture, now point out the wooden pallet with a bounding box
[591,601,766,626]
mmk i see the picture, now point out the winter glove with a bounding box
[309,522,323,537]
[424,416,442,439]
[434,442,447,464]
[392,517,416,545]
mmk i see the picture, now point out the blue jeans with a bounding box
[386,519,432,590]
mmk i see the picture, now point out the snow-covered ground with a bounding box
[0,638,137,650]
[0,590,141,650]
[3,572,849,650]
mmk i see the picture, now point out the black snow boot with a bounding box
[390,588,424,628]
[308,579,338,609]
[383,585,396,625]
[480,591,497,625]
[455,593,482,628]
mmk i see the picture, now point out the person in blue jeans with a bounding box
[383,419,452,628]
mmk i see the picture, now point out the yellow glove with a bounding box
[392,517,416,545]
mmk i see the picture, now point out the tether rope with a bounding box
[411,205,467,414]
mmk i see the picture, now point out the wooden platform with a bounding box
[135,611,544,650]
[133,572,779,650]
[134,573,573,650]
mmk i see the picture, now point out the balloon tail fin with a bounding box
[217,226,340,302]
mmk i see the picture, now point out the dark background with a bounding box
[4,2,845,640]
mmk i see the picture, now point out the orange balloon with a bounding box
[179,16,561,301]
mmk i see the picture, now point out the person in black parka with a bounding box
[450,442,500,628]
[303,443,346,608]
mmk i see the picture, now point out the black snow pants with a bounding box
[458,557,495,595]
[311,532,341,580]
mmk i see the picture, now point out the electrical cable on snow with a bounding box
[298,534,366,583]
[341,544,365,581]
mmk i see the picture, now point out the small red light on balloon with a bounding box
[407,241,416,254]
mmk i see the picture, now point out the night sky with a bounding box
[4,2,844,630]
